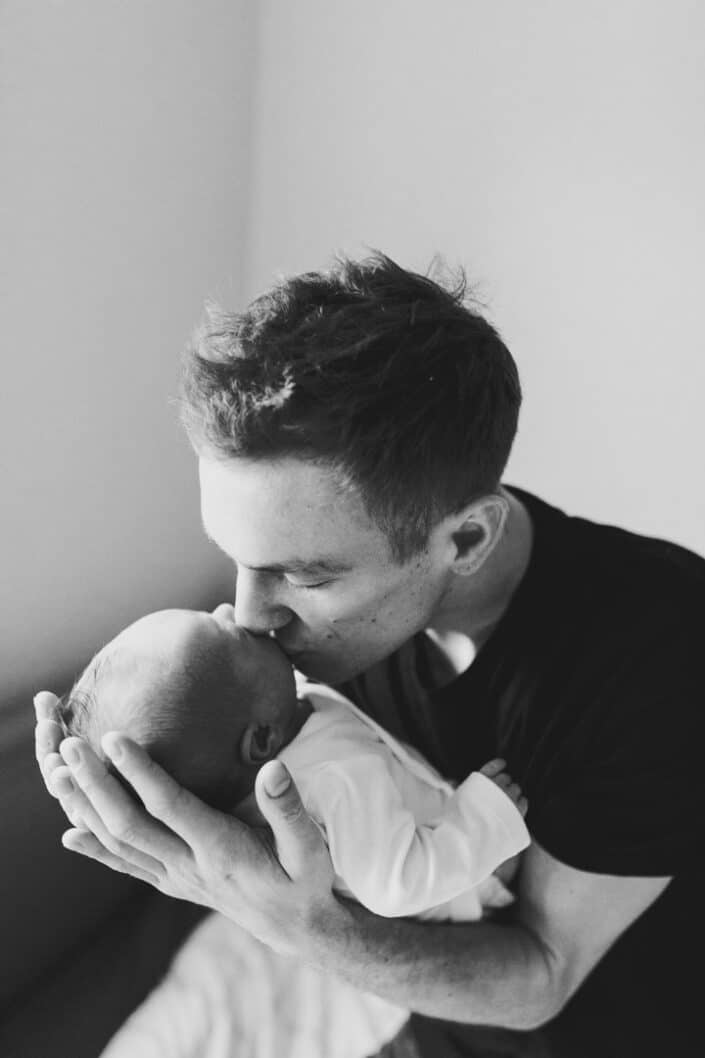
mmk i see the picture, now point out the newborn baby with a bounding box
[59,605,530,920]
[60,605,311,814]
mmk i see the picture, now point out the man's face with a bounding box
[199,456,454,683]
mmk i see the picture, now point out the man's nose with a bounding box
[233,567,292,633]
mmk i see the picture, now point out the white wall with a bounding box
[246,0,705,554]
[1,1,254,704]
[3,2,703,707]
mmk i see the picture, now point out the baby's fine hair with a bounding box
[58,634,245,808]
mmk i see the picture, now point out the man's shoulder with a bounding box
[510,485,705,611]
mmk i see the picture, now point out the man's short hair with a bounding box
[180,251,522,561]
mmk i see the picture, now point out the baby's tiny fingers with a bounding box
[517,795,529,817]
[479,759,507,779]
[507,782,523,803]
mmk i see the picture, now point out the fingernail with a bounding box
[102,733,123,762]
[33,695,50,718]
[49,770,73,796]
[265,762,291,798]
[61,741,80,767]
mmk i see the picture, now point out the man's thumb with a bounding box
[254,761,321,876]
[261,760,292,799]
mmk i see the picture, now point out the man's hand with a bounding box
[35,693,672,1027]
[33,691,339,955]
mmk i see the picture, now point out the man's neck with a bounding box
[426,490,534,681]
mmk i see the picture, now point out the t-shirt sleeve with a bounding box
[527,617,705,877]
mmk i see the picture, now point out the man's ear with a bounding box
[240,722,283,765]
[448,493,509,576]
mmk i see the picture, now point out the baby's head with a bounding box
[58,605,298,810]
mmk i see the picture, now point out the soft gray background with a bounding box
[2,0,704,708]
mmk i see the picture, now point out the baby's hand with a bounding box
[479,758,528,818]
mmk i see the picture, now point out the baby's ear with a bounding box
[240,722,281,764]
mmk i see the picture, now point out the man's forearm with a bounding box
[301,900,557,1030]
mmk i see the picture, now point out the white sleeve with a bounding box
[309,756,530,919]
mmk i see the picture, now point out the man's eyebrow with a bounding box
[248,557,352,575]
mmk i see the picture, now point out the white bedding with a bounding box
[99,912,407,1058]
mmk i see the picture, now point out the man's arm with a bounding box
[34,692,670,1030]
[304,840,670,1028]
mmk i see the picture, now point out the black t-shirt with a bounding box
[339,487,705,1057]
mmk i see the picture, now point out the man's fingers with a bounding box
[40,749,67,794]
[35,717,64,766]
[60,736,190,865]
[254,761,325,878]
[33,691,61,722]
[47,763,78,806]
[34,693,66,795]
[61,828,163,888]
[50,761,168,877]
[46,762,86,825]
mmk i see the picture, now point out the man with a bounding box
[35,253,704,1056]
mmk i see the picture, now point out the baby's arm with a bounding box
[309,754,530,919]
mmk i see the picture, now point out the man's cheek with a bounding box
[326,585,398,626]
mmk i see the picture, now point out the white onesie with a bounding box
[279,681,530,921]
